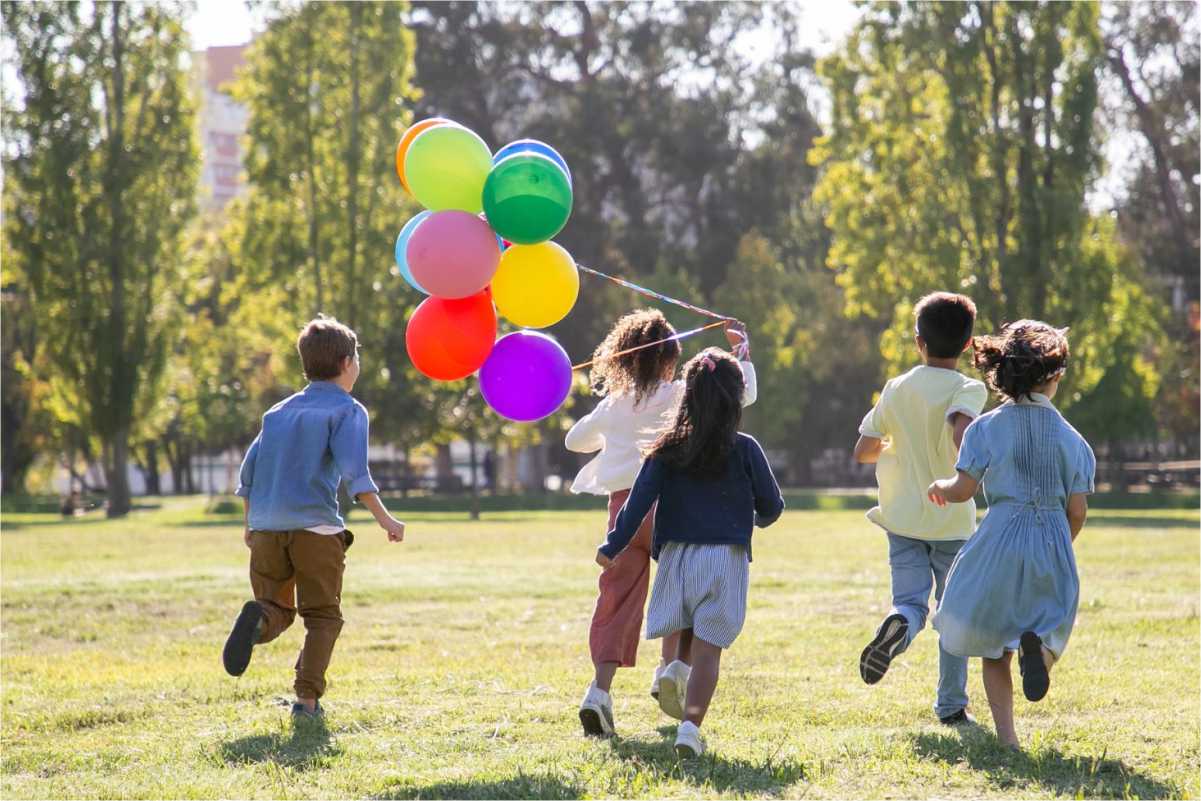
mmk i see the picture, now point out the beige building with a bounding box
[193,44,249,209]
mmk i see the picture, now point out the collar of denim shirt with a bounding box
[305,380,349,394]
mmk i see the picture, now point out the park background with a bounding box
[1,2,1199,800]
[1,0,1198,515]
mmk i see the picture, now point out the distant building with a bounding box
[193,44,249,209]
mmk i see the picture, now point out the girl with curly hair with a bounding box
[927,321,1096,749]
[568,309,756,739]
[595,348,783,757]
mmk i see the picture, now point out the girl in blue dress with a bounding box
[927,321,1095,749]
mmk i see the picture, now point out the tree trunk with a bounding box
[105,426,132,517]
[140,441,161,496]
[344,2,362,326]
[468,436,480,520]
[304,27,323,314]
[435,443,454,492]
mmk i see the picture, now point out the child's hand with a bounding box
[927,480,951,507]
[595,550,613,570]
[382,516,405,542]
[723,319,748,350]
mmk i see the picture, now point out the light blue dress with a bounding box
[933,393,1096,659]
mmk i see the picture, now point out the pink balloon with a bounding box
[407,210,501,299]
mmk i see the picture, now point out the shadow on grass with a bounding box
[1085,514,1197,530]
[373,771,582,799]
[220,719,341,771]
[912,729,1179,798]
[608,728,807,795]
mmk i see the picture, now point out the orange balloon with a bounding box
[396,117,452,191]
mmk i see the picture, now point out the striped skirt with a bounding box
[646,542,749,649]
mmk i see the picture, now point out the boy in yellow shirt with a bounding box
[853,292,986,725]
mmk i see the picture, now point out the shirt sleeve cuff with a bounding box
[956,461,986,481]
[858,422,884,438]
[345,474,379,500]
[234,485,252,498]
[946,405,980,421]
[598,540,620,559]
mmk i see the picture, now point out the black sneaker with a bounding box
[222,601,263,677]
[1018,631,1050,702]
[860,613,909,684]
[939,708,977,726]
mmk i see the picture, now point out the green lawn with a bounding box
[1,498,1197,799]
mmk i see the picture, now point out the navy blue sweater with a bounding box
[599,433,784,562]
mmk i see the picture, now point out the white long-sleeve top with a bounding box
[564,361,758,495]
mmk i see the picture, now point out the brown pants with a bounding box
[248,529,352,700]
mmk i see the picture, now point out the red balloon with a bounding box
[405,290,497,380]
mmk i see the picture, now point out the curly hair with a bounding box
[589,309,682,405]
[647,348,745,479]
[973,320,1070,401]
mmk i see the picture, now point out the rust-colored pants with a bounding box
[589,490,657,667]
[248,529,352,700]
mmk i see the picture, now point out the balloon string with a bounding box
[576,263,732,321]
[572,320,728,371]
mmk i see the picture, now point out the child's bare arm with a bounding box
[853,434,884,464]
[358,492,405,542]
[950,412,973,450]
[927,470,979,506]
[1066,493,1088,541]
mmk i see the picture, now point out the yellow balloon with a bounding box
[491,242,579,328]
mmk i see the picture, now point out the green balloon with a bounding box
[482,153,573,244]
[405,125,492,213]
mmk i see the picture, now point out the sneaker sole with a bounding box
[222,601,262,677]
[574,706,610,739]
[1019,631,1050,702]
[860,614,908,684]
[657,674,686,721]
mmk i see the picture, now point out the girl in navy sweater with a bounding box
[596,347,784,758]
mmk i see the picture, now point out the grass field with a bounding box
[1,498,1197,799]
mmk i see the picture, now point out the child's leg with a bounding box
[682,636,722,727]
[248,532,299,643]
[675,627,694,663]
[981,653,1018,747]
[662,631,682,666]
[588,494,655,692]
[862,534,934,683]
[930,539,969,718]
[289,531,348,707]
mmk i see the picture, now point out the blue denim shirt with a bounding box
[235,381,379,531]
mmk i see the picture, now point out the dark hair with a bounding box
[973,320,1070,401]
[915,292,977,358]
[589,309,682,405]
[297,316,358,380]
[647,348,744,479]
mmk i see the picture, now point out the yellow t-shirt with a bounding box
[859,365,987,541]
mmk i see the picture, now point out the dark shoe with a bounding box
[291,700,324,720]
[222,601,263,677]
[860,613,909,684]
[939,708,977,726]
[1018,631,1050,702]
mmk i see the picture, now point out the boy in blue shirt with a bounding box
[223,317,405,720]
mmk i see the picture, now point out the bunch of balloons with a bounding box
[395,118,577,422]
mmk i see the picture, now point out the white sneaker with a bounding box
[657,660,690,721]
[674,720,705,758]
[578,682,615,738]
[650,663,667,700]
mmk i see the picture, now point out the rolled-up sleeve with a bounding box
[955,418,990,481]
[235,433,261,498]
[331,404,379,499]
[858,383,890,439]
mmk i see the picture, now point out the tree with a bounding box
[3,1,199,515]
[811,2,1163,448]
[225,1,430,458]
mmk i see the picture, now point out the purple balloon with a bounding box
[479,331,573,422]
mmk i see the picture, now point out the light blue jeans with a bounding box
[885,532,968,718]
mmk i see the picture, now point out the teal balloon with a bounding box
[482,153,573,245]
[394,211,431,293]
